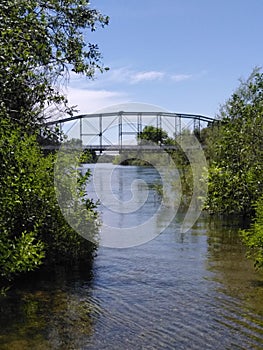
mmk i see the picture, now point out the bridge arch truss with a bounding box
[46,111,215,152]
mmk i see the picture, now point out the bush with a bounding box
[0,118,98,290]
[241,196,263,269]
[205,68,263,215]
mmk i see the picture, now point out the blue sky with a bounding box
[67,0,263,118]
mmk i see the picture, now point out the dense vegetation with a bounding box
[0,0,109,129]
[204,68,263,268]
[0,0,108,293]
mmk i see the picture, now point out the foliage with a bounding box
[204,67,263,268]
[197,124,218,161]
[138,125,169,145]
[54,140,99,246]
[0,0,109,129]
[0,231,45,282]
[0,0,108,293]
[205,68,263,215]
[0,119,98,290]
[113,151,169,167]
[241,196,263,269]
[79,149,97,163]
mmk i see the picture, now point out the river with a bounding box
[0,164,263,349]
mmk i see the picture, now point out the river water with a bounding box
[1,165,263,349]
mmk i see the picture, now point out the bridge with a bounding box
[46,111,215,152]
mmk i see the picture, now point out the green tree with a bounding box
[205,68,263,215]
[138,125,169,145]
[0,0,108,292]
[0,118,98,290]
[241,196,263,269]
[0,0,109,129]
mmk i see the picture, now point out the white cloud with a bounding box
[66,88,129,115]
[95,67,166,84]
[68,67,196,88]
[171,74,193,82]
[131,71,165,83]
[108,67,132,83]
[106,68,194,84]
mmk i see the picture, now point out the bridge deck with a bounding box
[41,144,204,152]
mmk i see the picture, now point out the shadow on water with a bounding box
[0,257,99,350]
[202,215,263,314]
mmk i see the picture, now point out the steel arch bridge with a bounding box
[46,111,215,152]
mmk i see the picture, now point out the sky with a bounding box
[66,0,263,119]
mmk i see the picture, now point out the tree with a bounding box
[0,0,109,129]
[0,118,98,290]
[241,196,263,269]
[0,0,108,292]
[138,125,169,144]
[203,68,263,269]
[205,68,263,215]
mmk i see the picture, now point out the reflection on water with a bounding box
[87,163,174,248]
[205,218,263,316]
[0,166,263,349]
[0,265,97,350]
